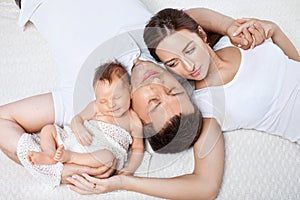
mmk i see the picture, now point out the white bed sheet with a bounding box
[0,1,300,199]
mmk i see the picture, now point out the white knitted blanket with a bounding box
[0,1,300,199]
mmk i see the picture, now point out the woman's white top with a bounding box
[193,39,300,143]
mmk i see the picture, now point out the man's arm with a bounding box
[71,101,96,146]
[118,110,144,175]
[61,160,117,184]
[67,118,224,200]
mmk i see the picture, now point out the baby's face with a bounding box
[94,77,131,117]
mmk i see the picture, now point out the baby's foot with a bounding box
[27,151,57,165]
[54,145,69,163]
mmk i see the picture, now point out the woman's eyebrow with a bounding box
[182,41,194,52]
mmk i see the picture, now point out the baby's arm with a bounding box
[71,101,96,146]
[234,18,300,61]
[118,110,144,176]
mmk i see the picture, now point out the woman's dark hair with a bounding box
[144,8,222,62]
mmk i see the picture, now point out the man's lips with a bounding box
[143,71,158,81]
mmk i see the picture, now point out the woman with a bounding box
[143,8,300,144]
[0,0,262,184]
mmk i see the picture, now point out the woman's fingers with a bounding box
[67,174,102,194]
[241,27,253,49]
[248,23,265,48]
[233,18,254,37]
[68,184,94,195]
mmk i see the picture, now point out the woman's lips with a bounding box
[190,68,201,77]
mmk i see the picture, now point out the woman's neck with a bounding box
[195,46,241,89]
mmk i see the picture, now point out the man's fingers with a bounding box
[94,159,117,178]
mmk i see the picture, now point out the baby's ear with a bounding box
[198,25,208,43]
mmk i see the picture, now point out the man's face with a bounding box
[131,60,194,131]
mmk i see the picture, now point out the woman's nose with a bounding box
[182,58,195,72]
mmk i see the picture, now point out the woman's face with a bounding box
[131,60,194,132]
[155,29,211,81]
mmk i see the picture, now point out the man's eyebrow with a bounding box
[150,102,161,113]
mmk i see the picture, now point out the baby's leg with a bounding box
[54,147,115,168]
[28,124,58,165]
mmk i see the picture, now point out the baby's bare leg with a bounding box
[55,148,115,168]
[28,124,58,165]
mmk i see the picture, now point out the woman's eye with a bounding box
[167,61,177,68]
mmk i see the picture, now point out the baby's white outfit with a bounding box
[193,38,300,144]
[55,120,133,170]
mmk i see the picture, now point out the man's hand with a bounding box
[61,159,117,184]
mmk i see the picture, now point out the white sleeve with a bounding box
[213,36,234,51]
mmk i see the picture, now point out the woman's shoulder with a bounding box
[213,36,234,51]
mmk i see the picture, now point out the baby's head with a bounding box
[93,61,131,117]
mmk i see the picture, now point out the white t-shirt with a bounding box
[193,39,300,143]
[19,0,153,125]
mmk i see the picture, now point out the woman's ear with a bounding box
[198,25,208,43]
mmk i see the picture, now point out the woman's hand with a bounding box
[227,18,268,49]
[67,173,125,194]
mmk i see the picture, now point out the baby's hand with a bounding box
[72,123,93,146]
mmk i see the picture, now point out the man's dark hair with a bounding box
[144,103,202,153]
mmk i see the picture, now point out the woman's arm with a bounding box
[67,118,224,200]
[185,8,265,50]
[234,18,300,61]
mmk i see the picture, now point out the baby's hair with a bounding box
[93,61,129,88]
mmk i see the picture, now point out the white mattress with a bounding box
[0,1,300,199]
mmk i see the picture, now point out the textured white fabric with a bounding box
[1,1,300,199]
[17,133,64,188]
[55,120,132,170]
[193,40,300,144]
